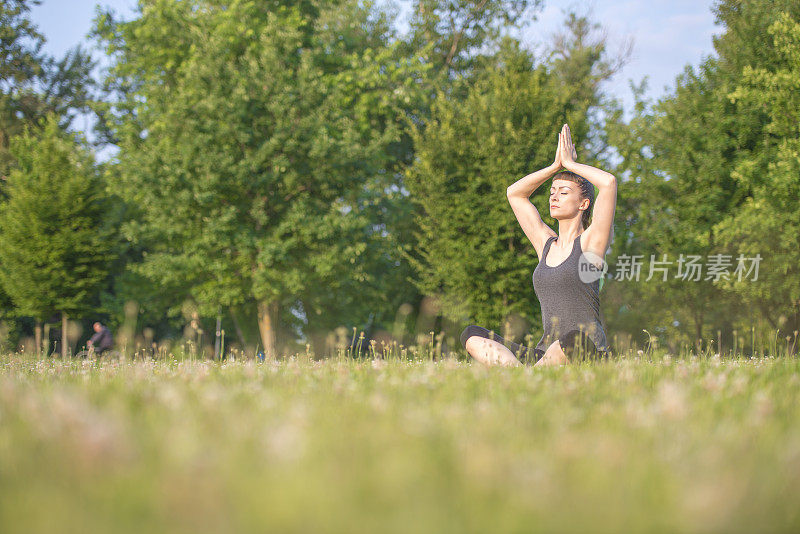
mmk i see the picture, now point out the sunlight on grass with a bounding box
[1,352,799,533]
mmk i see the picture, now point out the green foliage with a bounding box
[407,0,542,74]
[0,116,115,320]
[1,0,795,357]
[716,11,800,331]
[603,58,747,349]
[711,0,800,75]
[93,0,431,352]
[605,1,800,349]
[0,0,96,173]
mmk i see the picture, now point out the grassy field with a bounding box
[1,350,799,533]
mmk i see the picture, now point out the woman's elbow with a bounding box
[601,175,617,189]
[506,186,524,198]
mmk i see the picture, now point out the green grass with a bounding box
[1,351,799,533]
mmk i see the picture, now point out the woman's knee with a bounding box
[465,336,521,367]
[534,339,567,366]
[460,325,490,349]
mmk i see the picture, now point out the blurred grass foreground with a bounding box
[1,352,799,533]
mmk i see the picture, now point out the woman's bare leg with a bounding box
[534,340,568,367]
[464,336,523,367]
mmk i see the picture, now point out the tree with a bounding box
[0,115,115,356]
[0,0,95,174]
[602,59,748,352]
[0,0,96,348]
[93,0,429,357]
[603,0,800,352]
[407,0,542,74]
[716,11,800,336]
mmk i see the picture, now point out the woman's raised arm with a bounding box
[506,134,562,257]
[559,124,617,257]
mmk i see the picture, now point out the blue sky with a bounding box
[526,0,722,112]
[30,0,721,117]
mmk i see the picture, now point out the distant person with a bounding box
[87,322,114,355]
[461,124,616,367]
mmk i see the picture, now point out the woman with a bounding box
[460,123,617,367]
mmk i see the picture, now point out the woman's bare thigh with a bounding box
[464,336,522,367]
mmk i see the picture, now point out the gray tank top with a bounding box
[532,234,609,353]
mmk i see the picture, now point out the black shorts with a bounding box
[460,325,611,364]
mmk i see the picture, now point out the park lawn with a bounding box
[1,352,799,533]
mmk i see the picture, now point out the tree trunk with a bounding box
[34,320,42,355]
[61,312,68,358]
[756,298,779,331]
[257,300,279,359]
[214,309,222,360]
[229,307,247,349]
[302,300,328,358]
[43,323,51,356]
[309,331,328,358]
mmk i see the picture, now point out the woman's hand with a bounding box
[560,123,578,166]
[552,128,564,168]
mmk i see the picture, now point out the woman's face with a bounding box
[549,179,584,219]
